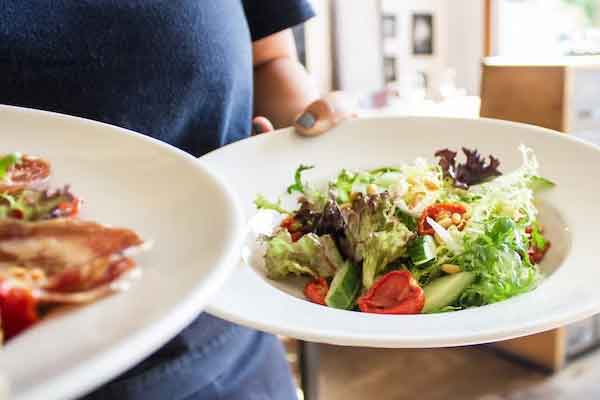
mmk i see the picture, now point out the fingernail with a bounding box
[296,112,316,129]
[252,123,262,135]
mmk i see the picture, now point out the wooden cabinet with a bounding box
[480,57,600,133]
[480,57,600,371]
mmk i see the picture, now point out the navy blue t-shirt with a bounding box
[0,0,314,157]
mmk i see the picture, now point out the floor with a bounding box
[313,344,600,400]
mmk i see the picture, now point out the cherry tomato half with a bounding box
[418,203,467,236]
[357,270,424,314]
[0,283,39,340]
[304,278,329,305]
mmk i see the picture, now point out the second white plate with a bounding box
[201,116,599,348]
[0,106,245,400]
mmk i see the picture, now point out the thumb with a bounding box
[294,92,357,137]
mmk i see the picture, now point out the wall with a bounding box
[447,2,484,95]
[381,0,483,96]
[332,0,384,92]
[305,0,334,93]
[381,0,448,96]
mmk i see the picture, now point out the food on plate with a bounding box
[0,153,50,193]
[0,153,145,342]
[254,146,554,314]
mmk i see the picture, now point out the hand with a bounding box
[252,91,357,137]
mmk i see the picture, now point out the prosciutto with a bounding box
[0,155,146,343]
[0,155,51,193]
[0,219,143,300]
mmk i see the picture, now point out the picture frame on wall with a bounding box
[412,13,434,55]
[382,14,397,38]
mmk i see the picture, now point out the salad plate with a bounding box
[0,105,245,400]
[201,116,599,348]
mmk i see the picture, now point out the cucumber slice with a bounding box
[325,261,361,310]
[422,271,475,313]
[408,236,437,266]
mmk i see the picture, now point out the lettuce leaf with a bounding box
[254,194,291,215]
[341,192,396,262]
[529,176,555,192]
[530,222,547,250]
[0,153,21,181]
[0,187,76,221]
[263,230,344,279]
[286,164,328,210]
[287,164,315,194]
[435,148,501,188]
[362,222,413,288]
[453,217,540,307]
[338,192,413,287]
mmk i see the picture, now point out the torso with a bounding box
[0,0,253,156]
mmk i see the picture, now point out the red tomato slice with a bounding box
[357,270,424,314]
[0,283,39,340]
[304,278,329,306]
[418,203,467,236]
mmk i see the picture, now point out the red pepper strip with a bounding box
[280,216,294,230]
[357,270,424,314]
[290,232,303,242]
[280,216,303,242]
[0,282,39,340]
[304,278,329,306]
[418,203,467,236]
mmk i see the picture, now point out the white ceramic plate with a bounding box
[0,106,245,400]
[202,116,600,348]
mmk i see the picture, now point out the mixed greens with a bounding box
[254,146,554,314]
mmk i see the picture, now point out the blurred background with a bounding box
[284,1,600,399]
[294,0,600,131]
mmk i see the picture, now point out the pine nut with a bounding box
[8,267,26,279]
[442,264,461,274]
[451,213,462,224]
[438,217,452,229]
[30,268,46,282]
[425,179,439,191]
[410,192,426,207]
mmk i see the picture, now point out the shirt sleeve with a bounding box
[242,0,316,42]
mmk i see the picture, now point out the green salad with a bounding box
[254,145,554,314]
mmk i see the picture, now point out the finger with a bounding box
[252,116,275,135]
[294,92,357,137]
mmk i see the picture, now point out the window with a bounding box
[494,0,600,56]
